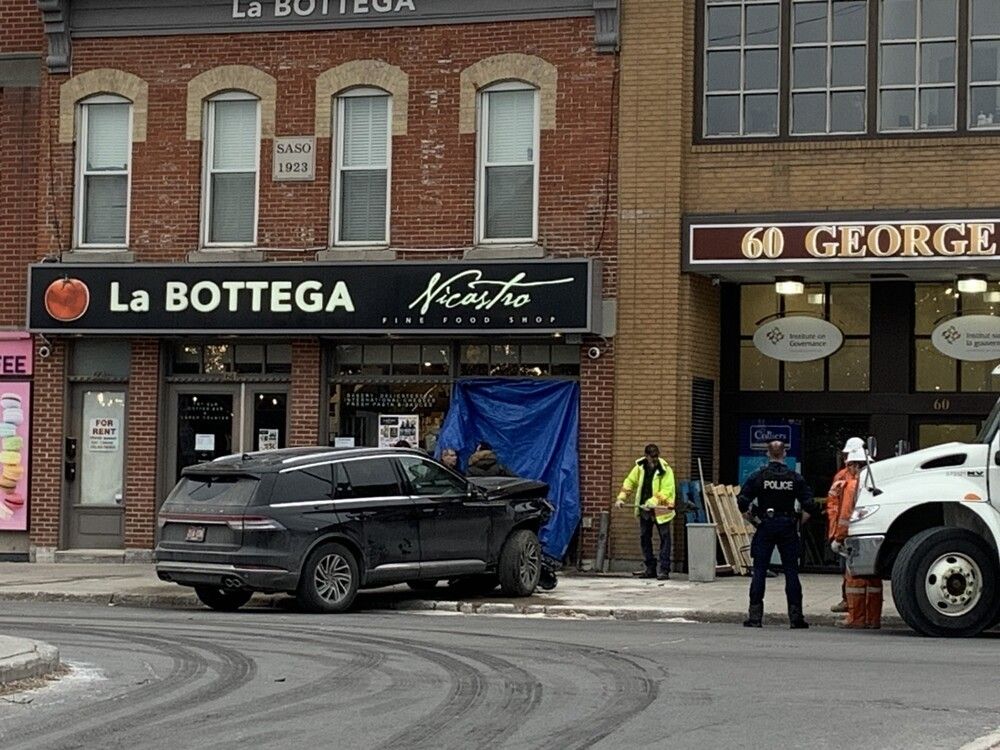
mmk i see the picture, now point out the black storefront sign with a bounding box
[28,260,600,335]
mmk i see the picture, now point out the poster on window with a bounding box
[0,381,30,531]
[258,428,279,451]
[737,418,802,485]
[87,417,120,452]
[378,414,420,448]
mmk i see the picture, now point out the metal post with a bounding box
[595,510,610,572]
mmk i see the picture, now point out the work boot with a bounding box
[789,604,809,629]
[633,566,656,578]
[657,570,670,581]
[743,603,763,628]
[830,599,848,613]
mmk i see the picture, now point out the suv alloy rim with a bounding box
[314,553,353,603]
[519,542,540,589]
[925,552,983,617]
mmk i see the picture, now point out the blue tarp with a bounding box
[436,379,581,560]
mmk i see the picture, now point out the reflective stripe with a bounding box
[845,587,867,594]
[837,520,850,526]
[866,587,882,593]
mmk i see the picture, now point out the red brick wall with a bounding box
[289,339,321,446]
[0,85,39,327]
[0,0,43,54]
[28,340,65,548]
[20,15,618,554]
[124,339,160,549]
[37,19,616,263]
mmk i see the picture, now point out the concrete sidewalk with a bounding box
[0,563,901,627]
[0,636,60,688]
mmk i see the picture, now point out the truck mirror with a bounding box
[995,450,1000,467]
[866,436,878,458]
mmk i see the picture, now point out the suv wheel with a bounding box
[297,542,359,613]
[498,529,541,597]
[194,586,253,612]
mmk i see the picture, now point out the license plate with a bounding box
[185,526,206,543]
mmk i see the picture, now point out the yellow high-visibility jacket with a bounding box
[617,457,676,525]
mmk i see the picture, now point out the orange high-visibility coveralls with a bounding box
[834,471,883,629]
[826,467,850,603]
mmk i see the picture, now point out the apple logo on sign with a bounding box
[44,277,91,322]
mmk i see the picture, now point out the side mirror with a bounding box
[866,436,878,459]
[995,450,1000,467]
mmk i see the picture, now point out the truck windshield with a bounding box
[975,397,1000,443]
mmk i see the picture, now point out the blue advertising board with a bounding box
[738,418,803,485]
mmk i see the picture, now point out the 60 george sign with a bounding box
[686,217,1000,269]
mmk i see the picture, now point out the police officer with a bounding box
[738,440,817,629]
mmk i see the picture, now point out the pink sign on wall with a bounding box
[0,334,32,377]
[0,381,29,531]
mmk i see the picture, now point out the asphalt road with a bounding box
[0,603,998,750]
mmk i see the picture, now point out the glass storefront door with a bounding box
[68,387,127,549]
[165,384,289,490]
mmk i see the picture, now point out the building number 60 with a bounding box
[741,227,785,259]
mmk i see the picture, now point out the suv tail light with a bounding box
[157,513,285,531]
[231,515,286,531]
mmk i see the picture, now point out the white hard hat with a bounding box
[842,437,865,454]
[845,448,867,463]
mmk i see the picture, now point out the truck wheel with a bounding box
[498,529,541,597]
[194,586,253,612]
[891,527,1000,638]
[296,542,359,614]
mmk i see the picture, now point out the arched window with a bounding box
[76,94,132,248]
[333,87,391,246]
[202,91,261,247]
[477,82,539,244]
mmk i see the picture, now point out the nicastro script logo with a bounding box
[44,277,91,322]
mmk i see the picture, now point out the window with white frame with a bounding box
[202,92,260,247]
[75,95,132,248]
[704,0,781,137]
[969,0,1000,128]
[477,83,539,244]
[333,89,391,245]
[878,0,957,131]
[791,0,868,134]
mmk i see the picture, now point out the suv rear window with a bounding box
[341,459,401,498]
[274,464,334,502]
[167,475,258,508]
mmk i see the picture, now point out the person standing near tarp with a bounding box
[738,440,817,629]
[831,447,883,629]
[826,437,865,614]
[615,444,676,580]
[467,441,517,477]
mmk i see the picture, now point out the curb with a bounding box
[0,639,60,687]
[0,591,904,628]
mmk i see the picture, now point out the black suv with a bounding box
[155,447,552,613]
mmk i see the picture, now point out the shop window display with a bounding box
[169,343,291,376]
[330,343,580,449]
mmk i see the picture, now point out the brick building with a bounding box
[611,0,1000,570]
[1,0,622,563]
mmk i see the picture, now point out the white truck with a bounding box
[845,396,1000,637]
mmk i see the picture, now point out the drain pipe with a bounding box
[594,510,610,572]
